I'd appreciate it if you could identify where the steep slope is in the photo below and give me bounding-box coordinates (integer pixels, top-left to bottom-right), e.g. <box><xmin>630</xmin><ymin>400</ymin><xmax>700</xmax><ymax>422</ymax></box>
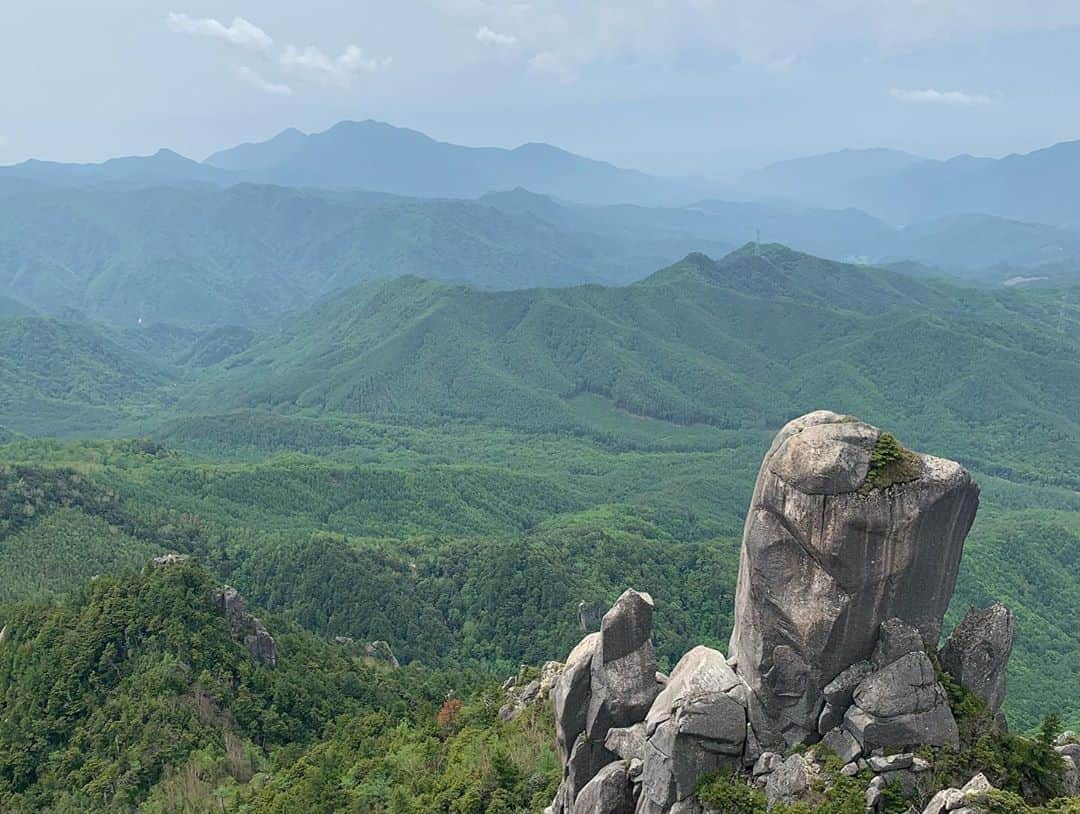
<box><xmin>206</xmin><ymin>119</ymin><xmax>720</xmax><ymax>205</ymax></box>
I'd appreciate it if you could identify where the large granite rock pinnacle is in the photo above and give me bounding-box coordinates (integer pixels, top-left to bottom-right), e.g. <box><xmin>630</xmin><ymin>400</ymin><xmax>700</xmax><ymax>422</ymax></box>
<box><xmin>940</xmin><ymin>603</ymin><xmax>1015</xmax><ymax>718</ymax></box>
<box><xmin>728</xmin><ymin>411</ymin><xmax>979</xmax><ymax>747</ymax></box>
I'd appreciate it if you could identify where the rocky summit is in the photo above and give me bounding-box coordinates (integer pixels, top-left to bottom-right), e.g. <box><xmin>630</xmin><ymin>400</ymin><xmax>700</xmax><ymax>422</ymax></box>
<box><xmin>545</xmin><ymin>410</ymin><xmax>1028</xmax><ymax>814</ymax></box>
<box><xmin>729</xmin><ymin>410</ymin><xmax>979</xmax><ymax>748</ymax></box>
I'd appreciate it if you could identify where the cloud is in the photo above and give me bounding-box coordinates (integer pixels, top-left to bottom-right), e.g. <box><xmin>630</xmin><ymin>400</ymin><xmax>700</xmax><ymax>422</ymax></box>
<box><xmin>528</xmin><ymin>50</ymin><xmax>578</xmax><ymax>82</ymax></box>
<box><xmin>231</xmin><ymin>66</ymin><xmax>292</xmax><ymax>96</ymax></box>
<box><xmin>166</xmin><ymin>12</ymin><xmax>273</xmax><ymax>51</ymax></box>
<box><xmin>280</xmin><ymin>44</ymin><xmax>391</xmax><ymax>85</ymax></box>
<box><xmin>433</xmin><ymin>0</ymin><xmax>1080</xmax><ymax>78</ymax></box>
<box><xmin>889</xmin><ymin>88</ymin><xmax>994</xmax><ymax>106</ymax></box>
<box><xmin>476</xmin><ymin>26</ymin><xmax>518</xmax><ymax>47</ymax></box>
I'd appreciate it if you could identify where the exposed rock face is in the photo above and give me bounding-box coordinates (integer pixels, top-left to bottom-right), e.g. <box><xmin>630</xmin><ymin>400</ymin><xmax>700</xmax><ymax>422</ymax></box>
<box><xmin>364</xmin><ymin>640</ymin><xmax>400</xmax><ymax>668</ymax></box>
<box><xmin>939</xmin><ymin>603</ymin><xmax>1015</xmax><ymax>716</ymax></box>
<box><xmin>588</xmin><ymin>590</ymin><xmax>661</xmax><ymax>739</ymax></box>
<box><xmin>212</xmin><ymin>586</ymin><xmax>277</xmax><ymax>667</ymax></box>
<box><xmin>844</xmin><ymin>651</ymin><xmax>959</xmax><ymax>751</ymax></box>
<box><xmin>551</xmin><ymin>591</ymin><xmax>664</xmax><ymax>813</ymax></box>
<box><xmin>575</xmin><ymin>762</ymin><xmax>636</xmax><ymax>814</ymax></box>
<box><xmin>728</xmin><ymin>411</ymin><xmax>979</xmax><ymax>747</ymax></box>
<box><xmin>638</xmin><ymin>646</ymin><xmax>748</xmax><ymax>811</ymax></box>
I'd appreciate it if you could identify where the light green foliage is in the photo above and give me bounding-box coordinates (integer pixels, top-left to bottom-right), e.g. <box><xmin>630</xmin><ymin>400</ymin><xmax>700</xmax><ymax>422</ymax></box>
<box><xmin>697</xmin><ymin>772</ymin><xmax>767</xmax><ymax>814</ymax></box>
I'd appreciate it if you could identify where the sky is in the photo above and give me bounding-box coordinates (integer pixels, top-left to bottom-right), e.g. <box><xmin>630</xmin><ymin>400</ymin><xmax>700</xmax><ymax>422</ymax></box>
<box><xmin>2</xmin><ymin>1</ymin><xmax>1080</xmax><ymax>177</ymax></box>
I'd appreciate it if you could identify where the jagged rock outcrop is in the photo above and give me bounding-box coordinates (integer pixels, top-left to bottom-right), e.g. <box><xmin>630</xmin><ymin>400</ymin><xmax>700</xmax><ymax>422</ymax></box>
<box><xmin>544</xmin><ymin>411</ymin><xmax>1024</xmax><ymax>814</ymax></box>
<box><xmin>939</xmin><ymin>603</ymin><xmax>1015</xmax><ymax>717</ymax></box>
<box><xmin>550</xmin><ymin>590</ymin><xmax>665</xmax><ymax>812</ymax></box>
<box><xmin>638</xmin><ymin>646</ymin><xmax>749</xmax><ymax>811</ymax></box>
<box><xmin>363</xmin><ymin>640</ymin><xmax>400</xmax><ymax>668</ymax></box>
<box><xmin>212</xmin><ymin>586</ymin><xmax>277</xmax><ymax>667</ymax></box>
<box><xmin>728</xmin><ymin>411</ymin><xmax>979</xmax><ymax>747</ymax></box>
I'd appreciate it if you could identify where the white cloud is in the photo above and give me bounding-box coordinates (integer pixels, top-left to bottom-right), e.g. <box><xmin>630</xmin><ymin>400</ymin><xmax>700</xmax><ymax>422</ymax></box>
<box><xmin>432</xmin><ymin>0</ymin><xmax>1080</xmax><ymax>77</ymax></box>
<box><xmin>280</xmin><ymin>44</ymin><xmax>391</xmax><ymax>85</ymax></box>
<box><xmin>231</xmin><ymin>66</ymin><xmax>293</xmax><ymax>96</ymax></box>
<box><xmin>889</xmin><ymin>88</ymin><xmax>995</xmax><ymax>106</ymax></box>
<box><xmin>166</xmin><ymin>12</ymin><xmax>273</xmax><ymax>51</ymax></box>
<box><xmin>476</xmin><ymin>26</ymin><xmax>518</xmax><ymax>47</ymax></box>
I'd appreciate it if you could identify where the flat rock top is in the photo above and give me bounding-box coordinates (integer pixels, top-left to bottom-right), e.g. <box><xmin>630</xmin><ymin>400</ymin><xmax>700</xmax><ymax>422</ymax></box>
<box><xmin>770</xmin><ymin>419</ymin><xmax>878</xmax><ymax>494</ymax></box>
<box><xmin>766</xmin><ymin>410</ymin><xmax>969</xmax><ymax>496</ymax></box>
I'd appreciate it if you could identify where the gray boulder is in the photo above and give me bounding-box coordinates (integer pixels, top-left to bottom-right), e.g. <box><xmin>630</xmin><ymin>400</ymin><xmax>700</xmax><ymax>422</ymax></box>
<box><xmin>844</xmin><ymin>652</ymin><xmax>959</xmax><ymax>751</ymax></box>
<box><xmin>588</xmin><ymin>590</ymin><xmax>661</xmax><ymax>738</ymax></box>
<box><xmin>765</xmin><ymin>754</ymin><xmax>811</xmax><ymax>806</ymax></box>
<box><xmin>574</xmin><ymin>761</ymin><xmax>636</xmax><ymax>814</ymax></box>
<box><xmin>555</xmin><ymin>633</ymin><xmax>601</xmax><ymax>761</ymax></box>
<box><xmin>939</xmin><ymin>603</ymin><xmax>1015</xmax><ymax>716</ymax></box>
<box><xmin>606</xmin><ymin>723</ymin><xmax>648</xmax><ymax>762</ymax></box>
<box><xmin>638</xmin><ymin>646</ymin><xmax>748</xmax><ymax>810</ymax></box>
<box><xmin>822</xmin><ymin>726</ymin><xmax>862</xmax><ymax>764</ymax></box>
<box><xmin>872</xmin><ymin>618</ymin><xmax>925</xmax><ymax>668</ymax></box>
<box><xmin>822</xmin><ymin>660</ymin><xmax>875</xmax><ymax>707</ymax></box>
<box><xmin>728</xmin><ymin>411</ymin><xmax>979</xmax><ymax>747</ymax></box>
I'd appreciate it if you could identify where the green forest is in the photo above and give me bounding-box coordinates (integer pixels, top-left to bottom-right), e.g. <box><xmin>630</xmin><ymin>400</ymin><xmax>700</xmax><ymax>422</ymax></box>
<box><xmin>0</xmin><ymin>244</ymin><xmax>1077</xmax><ymax>811</ymax></box>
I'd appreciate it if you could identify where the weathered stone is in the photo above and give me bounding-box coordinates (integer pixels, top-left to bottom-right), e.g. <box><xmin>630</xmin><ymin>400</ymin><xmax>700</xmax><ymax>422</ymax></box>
<box><xmin>823</xmin><ymin>661</ymin><xmax>875</xmax><ymax>707</ymax></box>
<box><xmin>588</xmin><ymin>590</ymin><xmax>661</xmax><ymax>739</ymax></box>
<box><xmin>822</xmin><ymin>726</ymin><xmax>862</xmax><ymax>764</ymax></box>
<box><xmin>844</xmin><ymin>703</ymin><xmax>959</xmax><ymax>752</ymax></box>
<box><xmin>744</xmin><ymin>722</ymin><xmax>763</xmax><ymax>767</ymax></box>
<box><xmin>766</xmin><ymin>755</ymin><xmax>811</xmax><ymax>806</ymax></box>
<box><xmin>499</xmin><ymin>679</ymin><xmax>541</xmax><ymax>721</ymax></box>
<box><xmin>854</xmin><ymin>653</ymin><xmax>947</xmax><ymax>717</ymax></box>
<box><xmin>729</xmin><ymin>412</ymin><xmax>979</xmax><ymax>747</ymax></box>
<box><xmin>541</xmin><ymin>660</ymin><xmax>564</xmax><ymax>695</ymax></box>
<box><xmin>566</xmin><ymin>733</ymin><xmax>617</xmax><ymax>807</ymax></box>
<box><xmin>606</xmin><ymin>723</ymin><xmax>648</xmax><ymax>762</ymax></box>
<box><xmin>818</xmin><ymin>702</ymin><xmax>846</xmax><ymax>735</ymax></box>
<box><xmin>959</xmin><ymin>773</ymin><xmax>992</xmax><ymax>797</ymax></box>
<box><xmin>841</xmin><ymin>762</ymin><xmax>859</xmax><ymax>777</ymax></box>
<box><xmin>152</xmin><ymin>552</ymin><xmax>190</xmax><ymax>567</ymax></box>
<box><xmin>574</xmin><ymin>761</ymin><xmax>636</xmax><ymax>814</ymax></box>
<box><xmin>911</xmin><ymin>757</ymin><xmax>931</xmax><ymax>773</ymax></box>
<box><xmin>1060</xmin><ymin>755</ymin><xmax>1078</xmax><ymax>797</ymax></box>
<box><xmin>923</xmin><ymin>788</ymin><xmax>964</xmax><ymax>814</ymax></box>
<box><xmin>628</xmin><ymin>757</ymin><xmax>644</xmax><ymax>779</ymax></box>
<box><xmin>868</xmin><ymin>753</ymin><xmax>914</xmax><ymax>772</ymax></box>
<box><xmin>939</xmin><ymin>603</ymin><xmax>1015</xmax><ymax>716</ymax></box>
<box><xmin>555</xmin><ymin>632</ymin><xmax>601</xmax><ymax>761</ymax></box>
<box><xmin>753</xmin><ymin>752</ymin><xmax>781</xmax><ymax>776</ymax></box>
<box><xmin>364</xmin><ymin>640</ymin><xmax>399</xmax><ymax>668</ymax></box>
<box><xmin>872</xmin><ymin>619</ymin><xmax>925</xmax><ymax>669</ymax></box>
<box><xmin>645</xmin><ymin>646</ymin><xmax>744</xmax><ymax>736</ymax></box>
<box><xmin>211</xmin><ymin>586</ymin><xmax>277</xmax><ymax>667</ymax></box>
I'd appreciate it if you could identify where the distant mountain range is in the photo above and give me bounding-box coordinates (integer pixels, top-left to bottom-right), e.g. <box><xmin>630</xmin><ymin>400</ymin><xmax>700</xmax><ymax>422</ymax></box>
<box><xmin>0</xmin><ymin>120</ymin><xmax>725</xmax><ymax>207</ymax></box>
<box><xmin>741</xmin><ymin>141</ymin><xmax>1080</xmax><ymax>228</ymax></box>
<box><xmin>5</xmin><ymin>119</ymin><xmax>1080</xmax><ymax>228</ymax></box>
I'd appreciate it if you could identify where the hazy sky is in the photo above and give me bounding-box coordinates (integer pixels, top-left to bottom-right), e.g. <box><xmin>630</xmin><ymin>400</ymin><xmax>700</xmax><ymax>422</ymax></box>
<box><xmin>4</xmin><ymin>1</ymin><xmax>1080</xmax><ymax>176</ymax></box>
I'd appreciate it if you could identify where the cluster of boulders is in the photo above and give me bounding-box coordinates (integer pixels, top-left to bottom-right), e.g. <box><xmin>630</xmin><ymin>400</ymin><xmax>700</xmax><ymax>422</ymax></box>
<box><xmin>545</xmin><ymin>411</ymin><xmax>1042</xmax><ymax>814</ymax></box>
<box><xmin>500</xmin><ymin>661</ymin><xmax>564</xmax><ymax>721</ymax></box>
